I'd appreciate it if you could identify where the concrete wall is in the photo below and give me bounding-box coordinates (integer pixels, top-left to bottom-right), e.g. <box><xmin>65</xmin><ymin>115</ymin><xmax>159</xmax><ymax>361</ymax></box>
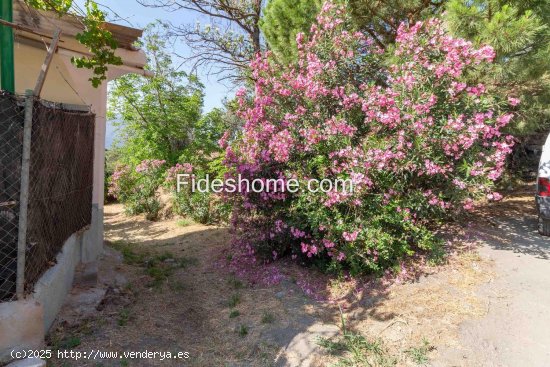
<box><xmin>0</xmin><ymin>216</ymin><xmax>103</xmax><ymax>363</ymax></box>
<box><xmin>0</xmin><ymin>300</ymin><xmax>44</xmax><ymax>362</ymax></box>
<box><xmin>82</xmin><ymin>205</ymin><xmax>104</xmax><ymax>264</ymax></box>
<box><xmin>33</xmin><ymin>232</ymin><xmax>83</xmax><ymax>331</ymax></box>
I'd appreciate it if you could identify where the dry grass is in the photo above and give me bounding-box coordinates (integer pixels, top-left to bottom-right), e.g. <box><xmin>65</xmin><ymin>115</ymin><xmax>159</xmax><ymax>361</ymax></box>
<box><xmin>47</xmin><ymin>202</ymin><xmax>501</xmax><ymax>367</ymax></box>
<box><xmin>313</xmin><ymin>250</ymin><xmax>494</xmax><ymax>367</ymax></box>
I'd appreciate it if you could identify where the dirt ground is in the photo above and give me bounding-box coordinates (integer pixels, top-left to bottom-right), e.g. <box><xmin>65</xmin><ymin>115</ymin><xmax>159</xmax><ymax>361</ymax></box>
<box><xmin>434</xmin><ymin>188</ymin><xmax>550</xmax><ymax>366</ymax></box>
<box><xmin>46</xmin><ymin>187</ymin><xmax>550</xmax><ymax>367</ymax></box>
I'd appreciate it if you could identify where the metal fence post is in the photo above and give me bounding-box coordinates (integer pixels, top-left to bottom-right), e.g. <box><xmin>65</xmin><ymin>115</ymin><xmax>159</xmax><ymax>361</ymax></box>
<box><xmin>16</xmin><ymin>89</ymin><xmax>33</xmax><ymax>299</ymax></box>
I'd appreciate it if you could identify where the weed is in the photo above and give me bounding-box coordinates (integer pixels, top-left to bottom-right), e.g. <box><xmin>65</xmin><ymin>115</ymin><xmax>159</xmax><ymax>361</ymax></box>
<box><xmin>237</xmin><ymin>324</ymin><xmax>248</xmax><ymax>337</ymax></box>
<box><xmin>146</xmin><ymin>264</ymin><xmax>173</xmax><ymax>288</ymax></box>
<box><xmin>110</xmin><ymin>241</ymin><xmax>146</xmax><ymax>265</ymax></box>
<box><xmin>148</xmin><ymin>254</ymin><xmax>197</xmax><ymax>287</ymax></box>
<box><xmin>261</xmin><ymin>312</ymin><xmax>275</xmax><ymax>324</ymax></box>
<box><xmin>178</xmin><ymin>256</ymin><xmax>199</xmax><ymax>269</ymax></box>
<box><xmin>229</xmin><ymin>309</ymin><xmax>240</xmax><ymax>318</ymax></box>
<box><xmin>120</xmin><ymin>359</ymin><xmax>129</xmax><ymax>367</ymax></box>
<box><xmin>427</xmin><ymin>244</ymin><xmax>446</xmax><ymax>266</ymax></box>
<box><xmin>118</xmin><ymin>308</ymin><xmax>130</xmax><ymax>326</ymax></box>
<box><xmin>228</xmin><ymin>294</ymin><xmax>241</xmax><ymax>308</ymax></box>
<box><xmin>227</xmin><ymin>275</ymin><xmax>244</xmax><ymax>289</ymax></box>
<box><xmin>110</xmin><ymin>241</ymin><xmax>197</xmax><ymax>288</ymax></box>
<box><xmin>154</xmin><ymin>252</ymin><xmax>175</xmax><ymax>262</ymax></box>
<box><xmin>177</xmin><ymin>218</ymin><xmax>195</xmax><ymax>227</ymax></box>
<box><xmin>317</xmin><ymin>337</ymin><xmax>347</xmax><ymax>354</ymax></box>
<box><xmin>69</xmin><ymin>320</ymin><xmax>94</xmax><ymax>337</ymax></box>
<box><xmin>406</xmin><ymin>339</ymin><xmax>434</xmax><ymax>365</ymax></box>
<box><xmin>169</xmin><ymin>280</ymin><xmax>185</xmax><ymax>292</ymax></box>
<box><xmin>256</xmin><ymin>342</ymin><xmax>278</xmax><ymax>366</ymax></box>
<box><xmin>58</xmin><ymin>336</ymin><xmax>81</xmax><ymax>349</ymax></box>
<box><xmin>318</xmin><ymin>333</ymin><xmax>396</xmax><ymax>367</ymax></box>
<box><xmin>318</xmin><ymin>308</ymin><xmax>397</xmax><ymax>366</ymax></box>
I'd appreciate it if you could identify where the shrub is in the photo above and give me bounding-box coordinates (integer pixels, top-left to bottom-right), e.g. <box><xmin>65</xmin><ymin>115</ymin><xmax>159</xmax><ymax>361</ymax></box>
<box><xmin>174</xmin><ymin>188</ymin><xmax>212</xmax><ymax>224</ymax></box>
<box><xmin>165</xmin><ymin>163</ymin><xmax>209</xmax><ymax>223</ymax></box>
<box><xmin>165</xmin><ymin>160</ymin><xmax>231</xmax><ymax>224</ymax></box>
<box><xmin>223</xmin><ymin>2</ymin><xmax>516</xmax><ymax>275</ymax></box>
<box><xmin>109</xmin><ymin>159</ymin><xmax>166</xmax><ymax>220</ymax></box>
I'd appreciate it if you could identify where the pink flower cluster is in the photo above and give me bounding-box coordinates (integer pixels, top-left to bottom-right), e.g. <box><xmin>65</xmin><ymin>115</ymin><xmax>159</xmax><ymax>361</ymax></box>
<box><xmin>165</xmin><ymin>163</ymin><xmax>193</xmax><ymax>183</ymax></box>
<box><xmin>108</xmin><ymin>164</ymin><xmax>131</xmax><ymax>198</ymax></box>
<box><xmin>224</xmin><ymin>1</ymin><xmax>516</xmax><ymax>274</ymax></box>
<box><xmin>135</xmin><ymin>159</ymin><xmax>166</xmax><ymax>173</ymax></box>
<box><xmin>269</xmin><ymin>129</ymin><xmax>294</xmax><ymax>162</ymax></box>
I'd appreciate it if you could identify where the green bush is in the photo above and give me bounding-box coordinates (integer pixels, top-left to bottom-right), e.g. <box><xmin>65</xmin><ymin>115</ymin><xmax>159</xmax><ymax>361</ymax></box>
<box><xmin>166</xmin><ymin>157</ymin><xmax>231</xmax><ymax>224</ymax></box>
<box><xmin>109</xmin><ymin>159</ymin><xmax>166</xmax><ymax>221</ymax></box>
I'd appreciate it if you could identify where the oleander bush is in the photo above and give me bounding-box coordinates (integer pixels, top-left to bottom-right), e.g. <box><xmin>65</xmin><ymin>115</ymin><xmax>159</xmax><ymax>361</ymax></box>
<box><xmin>109</xmin><ymin>159</ymin><xmax>166</xmax><ymax>220</ymax></box>
<box><xmin>223</xmin><ymin>1</ymin><xmax>516</xmax><ymax>275</ymax></box>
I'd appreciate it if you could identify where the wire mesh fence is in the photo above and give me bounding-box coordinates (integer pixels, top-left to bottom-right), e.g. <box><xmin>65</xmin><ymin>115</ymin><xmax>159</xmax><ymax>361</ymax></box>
<box><xmin>25</xmin><ymin>100</ymin><xmax>95</xmax><ymax>291</ymax></box>
<box><xmin>0</xmin><ymin>92</ymin><xmax>24</xmax><ymax>302</ymax></box>
<box><xmin>0</xmin><ymin>92</ymin><xmax>95</xmax><ymax>302</ymax></box>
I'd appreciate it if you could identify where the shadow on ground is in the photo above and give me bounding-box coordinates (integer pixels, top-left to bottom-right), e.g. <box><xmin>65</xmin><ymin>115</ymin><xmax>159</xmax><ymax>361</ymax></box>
<box><xmin>47</xmin><ymin>193</ymin><xmax>543</xmax><ymax>366</ymax></box>
<box><xmin>472</xmin><ymin>187</ymin><xmax>550</xmax><ymax>260</ymax></box>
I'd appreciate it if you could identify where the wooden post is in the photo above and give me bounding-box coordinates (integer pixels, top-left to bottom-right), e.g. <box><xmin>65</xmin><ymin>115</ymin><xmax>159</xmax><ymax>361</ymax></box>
<box><xmin>16</xmin><ymin>89</ymin><xmax>33</xmax><ymax>299</ymax></box>
<box><xmin>34</xmin><ymin>28</ymin><xmax>62</xmax><ymax>97</ymax></box>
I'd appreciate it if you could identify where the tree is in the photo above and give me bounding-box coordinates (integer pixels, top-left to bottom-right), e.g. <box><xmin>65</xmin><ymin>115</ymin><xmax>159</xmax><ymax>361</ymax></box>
<box><xmin>184</xmin><ymin>108</ymin><xmax>228</xmax><ymax>161</ymax></box>
<box><xmin>259</xmin><ymin>0</ymin><xmax>443</xmax><ymax>64</ymax></box>
<box><xmin>108</xmin><ymin>23</ymin><xmax>204</xmax><ymax>165</ymax></box>
<box><xmin>138</xmin><ymin>0</ymin><xmax>265</xmax><ymax>82</ymax></box>
<box><xmin>24</xmin><ymin>0</ymin><xmax>122</xmax><ymax>87</ymax></box>
<box><xmin>107</xmin><ymin>24</ymin><xmax>232</xmax><ymax>221</ymax></box>
<box><xmin>260</xmin><ymin>0</ymin><xmax>322</xmax><ymax>64</ymax></box>
<box><xmin>348</xmin><ymin>0</ymin><xmax>444</xmax><ymax>48</ymax></box>
<box><xmin>445</xmin><ymin>0</ymin><xmax>550</xmax><ymax>137</ymax></box>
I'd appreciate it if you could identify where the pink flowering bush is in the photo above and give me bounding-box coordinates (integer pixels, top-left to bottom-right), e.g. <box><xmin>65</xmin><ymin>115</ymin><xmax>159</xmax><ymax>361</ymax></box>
<box><xmin>165</xmin><ymin>163</ymin><xmax>194</xmax><ymax>184</ymax></box>
<box><xmin>109</xmin><ymin>159</ymin><xmax>166</xmax><ymax>220</ymax></box>
<box><xmin>224</xmin><ymin>2</ymin><xmax>515</xmax><ymax>275</ymax></box>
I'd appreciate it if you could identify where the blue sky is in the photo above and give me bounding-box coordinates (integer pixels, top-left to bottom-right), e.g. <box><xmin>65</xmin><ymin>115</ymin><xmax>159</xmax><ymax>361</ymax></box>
<box><xmin>96</xmin><ymin>0</ymin><xmax>231</xmax><ymax>112</ymax></box>
<box><xmin>77</xmin><ymin>0</ymin><xmax>234</xmax><ymax>147</ymax></box>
